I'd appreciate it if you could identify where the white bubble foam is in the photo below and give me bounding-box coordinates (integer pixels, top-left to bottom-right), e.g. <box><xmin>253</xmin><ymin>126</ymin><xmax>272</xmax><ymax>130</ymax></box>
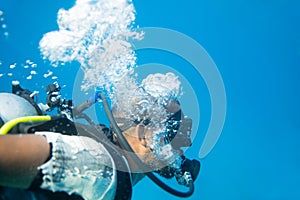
<box><xmin>39</xmin><ymin>0</ymin><xmax>143</xmax><ymax>92</ymax></box>
<box><xmin>142</xmin><ymin>72</ymin><xmax>182</xmax><ymax>102</ymax></box>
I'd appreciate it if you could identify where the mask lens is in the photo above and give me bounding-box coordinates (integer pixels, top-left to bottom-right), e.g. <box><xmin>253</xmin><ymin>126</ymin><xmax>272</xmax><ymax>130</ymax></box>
<box><xmin>164</xmin><ymin>110</ymin><xmax>181</xmax><ymax>144</ymax></box>
<box><xmin>163</xmin><ymin>110</ymin><xmax>192</xmax><ymax>149</ymax></box>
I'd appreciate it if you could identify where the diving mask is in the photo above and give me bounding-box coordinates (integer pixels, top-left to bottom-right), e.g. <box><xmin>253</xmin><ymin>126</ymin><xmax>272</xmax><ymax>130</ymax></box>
<box><xmin>162</xmin><ymin>109</ymin><xmax>192</xmax><ymax>150</ymax></box>
<box><xmin>115</xmin><ymin>107</ymin><xmax>192</xmax><ymax>154</ymax></box>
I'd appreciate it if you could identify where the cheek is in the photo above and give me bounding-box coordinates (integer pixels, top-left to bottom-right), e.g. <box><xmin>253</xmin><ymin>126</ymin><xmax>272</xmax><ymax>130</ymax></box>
<box><xmin>141</xmin><ymin>150</ymin><xmax>169</xmax><ymax>170</ymax></box>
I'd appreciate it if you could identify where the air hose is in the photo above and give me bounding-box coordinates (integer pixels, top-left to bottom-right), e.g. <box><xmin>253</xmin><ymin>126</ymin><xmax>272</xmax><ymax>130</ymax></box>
<box><xmin>100</xmin><ymin>93</ymin><xmax>195</xmax><ymax>198</ymax></box>
<box><xmin>0</xmin><ymin>116</ymin><xmax>51</xmax><ymax>135</ymax></box>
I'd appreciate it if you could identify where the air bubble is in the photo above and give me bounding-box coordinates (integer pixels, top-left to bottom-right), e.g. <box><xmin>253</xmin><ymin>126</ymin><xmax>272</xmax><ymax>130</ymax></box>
<box><xmin>43</xmin><ymin>70</ymin><xmax>53</xmax><ymax>78</ymax></box>
<box><xmin>30</xmin><ymin>70</ymin><xmax>37</xmax><ymax>75</ymax></box>
<box><xmin>9</xmin><ymin>63</ymin><xmax>16</xmax><ymax>69</ymax></box>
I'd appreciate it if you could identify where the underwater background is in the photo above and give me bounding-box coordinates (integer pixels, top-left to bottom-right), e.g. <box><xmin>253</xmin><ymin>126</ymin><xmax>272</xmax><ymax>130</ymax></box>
<box><xmin>0</xmin><ymin>0</ymin><xmax>300</xmax><ymax>200</ymax></box>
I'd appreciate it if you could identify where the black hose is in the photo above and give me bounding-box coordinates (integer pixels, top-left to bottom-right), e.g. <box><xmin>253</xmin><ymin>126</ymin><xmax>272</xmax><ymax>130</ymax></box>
<box><xmin>146</xmin><ymin>173</ymin><xmax>194</xmax><ymax>197</ymax></box>
<box><xmin>100</xmin><ymin>93</ymin><xmax>194</xmax><ymax>198</ymax></box>
<box><xmin>100</xmin><ymin>93</ymin><xmax>135</xmax><ymax>153</ymax></box>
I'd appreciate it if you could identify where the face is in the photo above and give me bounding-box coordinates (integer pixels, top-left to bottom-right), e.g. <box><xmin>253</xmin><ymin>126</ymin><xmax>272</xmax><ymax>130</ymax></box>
<box><xmin>115</xmin><ymin>98</ymin><xmax>186</xmax><ymax>171</ymax></box>
<box><xmin>124</xmin><ymin>124</ymin><xmax>181</xmax><ymax>171</ymax></box>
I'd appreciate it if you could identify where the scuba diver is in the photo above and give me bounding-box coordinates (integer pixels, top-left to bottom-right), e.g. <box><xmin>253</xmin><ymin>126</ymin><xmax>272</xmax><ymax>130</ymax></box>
<box><xmin>0</xmin><ymin>81</ymin><xmax>200</xmax><ymax>200</ymax></box>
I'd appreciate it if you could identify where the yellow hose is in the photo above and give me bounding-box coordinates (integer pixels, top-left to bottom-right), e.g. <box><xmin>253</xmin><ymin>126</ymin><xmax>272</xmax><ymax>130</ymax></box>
<box><xmin>0</xmin><ymin>116</ymin><xmax>51</xmax><ymax>135</ymax></box>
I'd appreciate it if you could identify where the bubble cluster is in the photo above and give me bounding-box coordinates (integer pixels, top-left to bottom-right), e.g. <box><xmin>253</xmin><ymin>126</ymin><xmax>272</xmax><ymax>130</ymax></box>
<box><xmin>0</xmin><ymin>59</ymin><xmax>57</xmax><ymax>81</ymax></box>
<box><xmin>0</xmin><ymin>10</ymin><xmax>8</xmax><ymax>38</ymax></box>
<box><xmin>142</xmin><ymin>72</ymin><xmax>182</xmax><ymax>105</ymax></box>
<box><xmin>39</xmin><ymin>0</ymin><xmax>143</xmax><ymax>92</ymax></box>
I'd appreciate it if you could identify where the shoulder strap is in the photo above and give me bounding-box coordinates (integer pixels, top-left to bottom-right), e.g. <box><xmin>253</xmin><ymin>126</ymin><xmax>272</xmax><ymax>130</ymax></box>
<box><xmin>74</xmin><ymin>123</ymin><xmax>133</xmax><ymax>200</ymax></box>
<box><xmin>12</xmin><ymin>115</ymin><xmax>78</xmax><ymax>135</ymax></box>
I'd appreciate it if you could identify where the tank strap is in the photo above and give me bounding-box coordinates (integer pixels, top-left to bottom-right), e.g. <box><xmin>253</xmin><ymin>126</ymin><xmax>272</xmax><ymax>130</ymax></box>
<box><xmin>74</xmin><ymin>123</ymin><xmax>133</xmax><ymax>200</ymax></box>
<box><xmin>11</xmin><ymin>115</ymin><xmax>78</xmax><ymax>135</ymax></box>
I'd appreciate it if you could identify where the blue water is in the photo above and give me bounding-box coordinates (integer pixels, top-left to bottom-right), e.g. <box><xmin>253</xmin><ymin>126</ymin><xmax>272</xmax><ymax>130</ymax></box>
<box><xmin>1</xmin><ymin>0</ymin><xmax>300</xmax><ymax>200</ymax></box>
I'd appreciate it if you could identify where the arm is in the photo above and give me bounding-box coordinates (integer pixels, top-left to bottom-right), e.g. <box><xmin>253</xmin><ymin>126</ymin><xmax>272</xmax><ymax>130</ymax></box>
<box><xmin>0</xmin><ymin>134</ymin><xmax>50</xmax><ymax>189</ymax></box>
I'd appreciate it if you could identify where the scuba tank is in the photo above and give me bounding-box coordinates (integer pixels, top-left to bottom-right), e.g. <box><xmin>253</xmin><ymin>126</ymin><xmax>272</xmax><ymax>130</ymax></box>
<box><xmin>0</xmin><ymin>92</ymin><xmax>39</xmax><ymax>127</ymax></box>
